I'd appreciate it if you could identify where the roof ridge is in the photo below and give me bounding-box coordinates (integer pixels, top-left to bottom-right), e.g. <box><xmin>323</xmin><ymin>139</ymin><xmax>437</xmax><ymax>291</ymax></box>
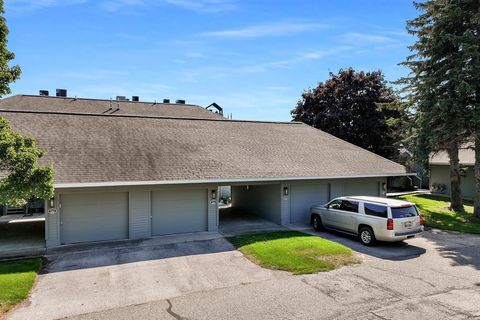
<box><xmin>0</xmin><ymin>108</ymin><xmax>304</xmax><ymax>125</ymax></box>
<box><xmin>12</xmin><ymin>94</ymin><xmax>203</xmax><ymax>108</ymax></box>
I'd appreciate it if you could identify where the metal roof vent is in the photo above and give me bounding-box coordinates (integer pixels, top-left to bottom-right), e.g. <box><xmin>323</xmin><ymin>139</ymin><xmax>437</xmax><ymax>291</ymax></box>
<box><xmin>163</xmin><ymin>99</ymin><xmax>170</xmax><ymax>104</ymax></box>
<box><xmin>39</xmin><ymin>90</ymin><xmax>49</xmax><ymax>96</ymax></box>
<box><xmin>56</xmin><ymin>89</ymin><xmax>67</xmax><ymax>97</ymax></box>
<box><xmin>116</xmin><ymin>96</ymin><xmax>129</xmax><ymax>101</ymax></box>
<box><xmin>132</xmin><ymin>96</ymin><xmax>139</xmax><ymax>102</ymax></box>
<box><xmin>175</xmin><ymin>99</ymin><xmax>186</xmax><ymax>104</ymax></box>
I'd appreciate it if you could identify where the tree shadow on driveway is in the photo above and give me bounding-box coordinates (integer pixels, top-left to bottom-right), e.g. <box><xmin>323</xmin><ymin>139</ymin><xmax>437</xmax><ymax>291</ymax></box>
<box><xmin>292</xmin><ymin>226</ymin><xmax>427</xmax><ymax>261</ymax></box>
<box><xmin>420</xmin><ymin>228</ymin><xmax>480</xmax><ymax>270</ymax></box>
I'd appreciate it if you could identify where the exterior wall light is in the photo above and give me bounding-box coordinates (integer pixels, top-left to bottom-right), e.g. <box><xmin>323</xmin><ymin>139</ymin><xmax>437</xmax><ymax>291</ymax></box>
<box><xmin>382</xmin><ymin>182</ymin><xmax>387</xmax><ymax>192</ymax></box>
<box><xmin>49</xmin><ymin>197</ymin><xmax>55</xmax><ymax>208</ymax></box>
<box><xmin>246</xmin><ymin>185</ymin><xmax>250</xmax><ymax>191</ymax></box>
<box><xmin>211</xmin><ymin>189</ymin><xmax>217</xmax><ymax>200</ymax></box>
<box><xmin>283</xmin><ymin>186</ymin><xmax>289</xmax><ymax>196</ymax></box>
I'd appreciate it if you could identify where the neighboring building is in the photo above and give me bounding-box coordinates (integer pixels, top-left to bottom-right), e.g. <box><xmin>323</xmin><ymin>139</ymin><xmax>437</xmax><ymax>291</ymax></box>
<box><xmin>388</xmin><ymin>147</ymin><xmax>428</xmax><ymax>191</ymax></box>
<box><xmin>429</xmin><ymin>145</ymin><xmax>475</xmax><ymax>199</ymax></box>
<box><xmin>0</xmin><ymin>92</ymin><xmax>410</xmax><ymax>248</ymax></box>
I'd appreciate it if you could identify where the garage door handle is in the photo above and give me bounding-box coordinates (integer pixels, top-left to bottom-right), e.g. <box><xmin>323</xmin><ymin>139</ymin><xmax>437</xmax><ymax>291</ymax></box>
<box><xmin>60</xmin><ymin>221</ymin><xmax>63</xmax><ymax>225</ymax></box>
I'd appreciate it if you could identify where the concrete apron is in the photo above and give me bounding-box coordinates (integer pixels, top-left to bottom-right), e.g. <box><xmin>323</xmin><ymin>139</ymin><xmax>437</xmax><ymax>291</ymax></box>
<box><xmin>45</xmin><ymin>231</ymin><xmax>224</xmax><ymax>257</ymax></box>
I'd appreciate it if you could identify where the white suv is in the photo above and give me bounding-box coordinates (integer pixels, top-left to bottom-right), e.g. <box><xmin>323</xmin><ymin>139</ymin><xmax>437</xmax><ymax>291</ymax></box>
<box><xmin>310</xmin><ymin>196</ymin><xmax>424</xmax><ymax>246</ymax></box>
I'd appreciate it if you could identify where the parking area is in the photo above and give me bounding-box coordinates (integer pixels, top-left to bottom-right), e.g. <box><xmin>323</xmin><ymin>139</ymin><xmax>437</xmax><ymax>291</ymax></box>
<box><xmin>0</xmin><ymin>215</ymin><xmax>46</xmax><ymax>259</ymax></box>
<box><xmin>6</xmin><ymin>228</ymin><xmax>480</xmax><ymax>320</ymax></box>
<box><xmin>218</xmin><ymin>207</ymin><xmax>286</xmax><ymax>236</ymax></box>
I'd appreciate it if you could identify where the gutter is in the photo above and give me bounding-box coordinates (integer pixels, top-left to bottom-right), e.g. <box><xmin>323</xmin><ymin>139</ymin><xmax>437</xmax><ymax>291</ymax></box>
<box><xmin>54</xmin><ymin>173</ymin><xmax>416</xmax><ymax>189</ymax></box>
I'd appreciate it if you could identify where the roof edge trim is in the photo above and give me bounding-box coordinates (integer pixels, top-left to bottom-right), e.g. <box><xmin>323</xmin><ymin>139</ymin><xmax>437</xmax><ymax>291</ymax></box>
<box><xmin>54</xmin><ymin>173</ymin><xmax>415</xmax><ymax>189</ymax></box>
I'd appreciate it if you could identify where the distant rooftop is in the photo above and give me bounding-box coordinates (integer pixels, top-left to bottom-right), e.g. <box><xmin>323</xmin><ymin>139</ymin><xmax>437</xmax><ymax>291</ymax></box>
<box><xmin>430</xmin><ymin>144</ymin><xmax>474</xmax><ymax>166</ymax></box>
<box><xmin>0</xmin><ymin>94</ymin><xmax>225</xmax><ymax>120</ymax></box>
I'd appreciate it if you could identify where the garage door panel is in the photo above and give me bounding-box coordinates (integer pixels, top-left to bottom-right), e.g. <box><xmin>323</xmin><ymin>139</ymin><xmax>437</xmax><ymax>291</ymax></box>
<box><xmin>60</xmin><ymin>192</ymin><xmax>129</xmax><ymax>245</ymax></box>
<box><xmin>151</xmin><ymin>189</ymin><xmax>207</xmax><ymax>236</ymax></box>
<box><xmin>344</xmin><ymin>181</ymin><xmax>379</xmax><ymax>196</ymax></box>
<box><xmin>290</xmin><ymin>184</ymin><xmax>328</xmax><ymax>224</ymax></box>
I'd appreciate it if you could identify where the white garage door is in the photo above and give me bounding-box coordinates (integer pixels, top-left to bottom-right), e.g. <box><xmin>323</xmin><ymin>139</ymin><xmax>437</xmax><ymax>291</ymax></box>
<box><xmin>151</xmin><ymin>189</ymin><xmax>207</xmax><ymax>236</ymax></box>
<box><xmin>60</xmin><ymin>192</ymin><xmax>129</xmax><ymax>245</ymax></box>
<box><xmin>290</xmin><ymin>183</ymin><xmax>329</xmax><ymax>224</ymax></box>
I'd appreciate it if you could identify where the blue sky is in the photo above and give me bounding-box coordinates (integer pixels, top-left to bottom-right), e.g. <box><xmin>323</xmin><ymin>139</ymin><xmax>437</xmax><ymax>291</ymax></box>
<box><xmin>5</xmin><ymin>0</ymin><xmax>417</xmax><ymax>121</ymax></box>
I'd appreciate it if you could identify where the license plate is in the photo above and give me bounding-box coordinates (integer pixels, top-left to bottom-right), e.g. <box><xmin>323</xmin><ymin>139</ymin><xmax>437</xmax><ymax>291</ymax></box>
<box><xmin>403</xmin><ymin>221</ymin><xmax>413</xmax><ymax>228</ymax></box>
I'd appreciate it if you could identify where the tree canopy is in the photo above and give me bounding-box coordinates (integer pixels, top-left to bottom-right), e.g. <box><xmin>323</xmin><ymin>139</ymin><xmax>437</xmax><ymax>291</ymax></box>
<box><xmin>291</xmin><ymin>68</ymin><xmax>405</xmax><ymax>160</ymax></box>
<box><xmin>0</xmin><ymin>0</ymin><xmax>53</xmax><ymax>206</ymax></box>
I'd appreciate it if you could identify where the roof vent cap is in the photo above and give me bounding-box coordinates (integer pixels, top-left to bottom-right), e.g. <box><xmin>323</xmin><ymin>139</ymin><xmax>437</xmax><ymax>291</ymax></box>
<box><xmin>163</xmin><ymin>99</ymin><xmax>170</xmax><ymax>104</ymax></box>
<box><xmin>56</xmin><ymin>89</ymin><xmax>67</xmax><ymax>97</ymax></box>
<box><xmin>132</xmin><ymin>96</ymin><xmax>139</xmax><ymax>102</ymax></box>
<box><xmin>39</xmin><ymin>90</ymin><xmax>49</xmax><ymax>96</ymax></box>
<box><xmin>116</xmin><ymin>96</ymin><xmax>129</xmax><ymax>101</ymax></box>
<box><xmin>175</xmin><ymin>99</ymin><xmax>186</xmax><ymax>104</ymax></box>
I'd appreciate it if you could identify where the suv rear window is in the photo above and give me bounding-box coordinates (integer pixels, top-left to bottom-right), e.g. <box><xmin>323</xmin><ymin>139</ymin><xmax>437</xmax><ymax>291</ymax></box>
<box><xmin>391</xmin><ymin>206</ymin><xmax>418</xmax><ymax>219</ymax></box>
<box><xmin>364</xmin><ymin>203</ymin><xmax>388</xmax><ymax>218</ymax></box>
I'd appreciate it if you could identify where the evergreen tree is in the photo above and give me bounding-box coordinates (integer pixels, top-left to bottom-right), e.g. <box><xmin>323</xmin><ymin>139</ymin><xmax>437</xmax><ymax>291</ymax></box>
<box><xmin>399</xmin><ymin>0</ymin><xmax>477</xmax><ymax>211</ymax></box>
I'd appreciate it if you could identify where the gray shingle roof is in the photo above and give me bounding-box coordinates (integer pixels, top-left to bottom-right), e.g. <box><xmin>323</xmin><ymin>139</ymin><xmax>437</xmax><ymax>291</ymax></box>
<box><xmin>0</xmin><ymin>109</ymin><xmax>407</xmax><ymax>185</ymax></box>
<box><xmin>0</xmin><ymin>95</ymin><xmax>224</xmax><ymax>120</ymax></box>
<box><xmin>430</xmin><ymin>145</ymin><xmax>475</xmax><ymax>166</ymax></box>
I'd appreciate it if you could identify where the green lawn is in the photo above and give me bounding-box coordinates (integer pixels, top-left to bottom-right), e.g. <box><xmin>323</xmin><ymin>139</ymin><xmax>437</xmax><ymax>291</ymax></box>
<box><xmin>399</xmin><ymin>194</ymin><xmax>480</xmax><ymax>234</ymax></box>
<box><xmin>227</xmin><ymin>231</ymin><xmax>359</xmax><ymax>275</ymax></box>
<box><xmin>0</xmin><ymin>258</ymin><xmax>42</xmax><ymax>315</ymax></box>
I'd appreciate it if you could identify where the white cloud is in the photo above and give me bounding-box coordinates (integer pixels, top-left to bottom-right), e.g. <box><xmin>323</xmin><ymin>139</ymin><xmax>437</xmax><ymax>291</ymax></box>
<box><xmin>7</xmin><ymin>0</ymin><xmax>236</xmax><ymax>14</ymax></box>
<box><xmin>342</xmin><ymin>32</ymin><xmax>398</xmax><ymax>45</ymax></box>
<box><xmin>240</xmin><ymin>47</ymin><xmax>350</xmax><ymax>73</ymax></box>
<box><xmin>164</xmin><ymin>0</ymin><xmax>237</xmax><ymax>13</ymax></box>
<box><xmin>6</xmin><ymin>0</ymin><xmax>87</xmax><ymax>12</ymax></box>
<box><xmin>100</xmin><ymin>0</ymin><xmax>144</xmax><ymax>12</ymax></box>
<box><xmin>199</xmin><ymin>21</ymin><xmax>329</xmax><ymax>38</ymax></box>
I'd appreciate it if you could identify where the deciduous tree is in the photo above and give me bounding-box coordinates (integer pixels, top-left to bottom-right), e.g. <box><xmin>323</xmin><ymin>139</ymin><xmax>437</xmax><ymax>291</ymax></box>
<box><xmin>291</xmin><ymin>68</ymin><xmax>405</xmax><ymax>161</ymax></box>
<box><xmin>0</xmin><ymin>0</ymin><xmax>53</xmax><ymax>206</ymax></box>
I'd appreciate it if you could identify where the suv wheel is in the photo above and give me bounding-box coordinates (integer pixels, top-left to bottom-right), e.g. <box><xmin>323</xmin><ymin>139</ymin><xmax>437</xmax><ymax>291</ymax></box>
<box><xmin>312</xmin><ymin>215</ymin><xmax>323</xmax><ymax>231</ymax></box>
<box><xmin>359</xmin><ymin>227</ymin><xmax>376</xmax><ymax>246</ymax></box>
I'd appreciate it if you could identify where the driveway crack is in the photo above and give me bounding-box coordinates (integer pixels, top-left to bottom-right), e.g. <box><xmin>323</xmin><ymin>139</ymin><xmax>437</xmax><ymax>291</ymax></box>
<box><xmin>301</xmin><ymin>278</ymin><xmax>337</xmax><ymax>300</ymax></box>
<box><xmin>166</xmin><ymin>299</ymin><xmax>187</xmax><ymax>320</ymax></box>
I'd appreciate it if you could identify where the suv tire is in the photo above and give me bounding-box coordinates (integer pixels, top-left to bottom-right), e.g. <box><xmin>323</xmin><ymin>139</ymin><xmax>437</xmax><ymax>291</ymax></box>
<box><xmin>312</xmin><ymin>215</ymin><xmax>323</xmax><ymax>231</ymax></box>
<box><xmin>359</xmin><ymin>226</ymin><xmax>376</xmax><ymax>246</ymax></box>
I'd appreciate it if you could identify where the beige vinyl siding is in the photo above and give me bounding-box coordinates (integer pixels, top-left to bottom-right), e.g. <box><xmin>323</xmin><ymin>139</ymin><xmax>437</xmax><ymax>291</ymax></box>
<box><xmin>430</xmin><ymin>164</ymin><xmax>475</xmax><ymax>199</ymax></box>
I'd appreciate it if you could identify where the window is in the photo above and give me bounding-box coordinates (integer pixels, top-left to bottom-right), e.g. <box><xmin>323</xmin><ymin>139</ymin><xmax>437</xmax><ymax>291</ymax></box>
<box><xmin>340</xmin><ymin>200</ymin><xmax>359</xmax><ymax>213</ymax></box>
<box><xmin>328</xmin><ymin>199</ymin><xmax>342</xmax><ymax>210</ymax></box>
<box><xmin>391</xmin><ymin>206</ymin><xmax>418</xmax><ymax>219</ymax></box>
<box><xmin>364</xmin><ymin>203</ymin><xmax>388</xmax><ymax>218</ymax></box>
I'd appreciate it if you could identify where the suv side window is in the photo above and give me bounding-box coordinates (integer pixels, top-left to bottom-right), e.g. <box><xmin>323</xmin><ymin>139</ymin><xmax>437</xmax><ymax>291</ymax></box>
<box><xmin>328</xmin><ymin>199</ymin><xmax>342</xmax><ymax>210</ymax></box>
<box><xmin>340</xmin><ymin>200</ymin><xmax>359</xmax><ymax>213</ymax></box>
<box><xmin>364</xmin><ymin>203</ymin><xmax>388</xmax><ymax>218</ymax></box>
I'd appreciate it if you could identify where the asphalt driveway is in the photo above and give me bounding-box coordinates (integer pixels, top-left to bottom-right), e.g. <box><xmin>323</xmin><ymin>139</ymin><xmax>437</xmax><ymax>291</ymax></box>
<box><xmin>6</xmin><ymin>229</ymin><xmax>480</xmax><ymax>320</ymax></box>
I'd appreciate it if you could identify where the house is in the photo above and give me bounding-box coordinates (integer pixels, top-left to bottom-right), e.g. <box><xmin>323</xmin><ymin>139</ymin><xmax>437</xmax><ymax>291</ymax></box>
<box><xmin>0</xmin><ymin>92</ymin><xmax>410</xmax><ymax>248</ymax></box>
<box><xmin>429</xmin><ymin>145</ymin><xmax>475</xmax><ymax>199</ymax></box>
<box><xmin>388</xmin><ymin>147</ymin><xmax>428</xmax><ymax>191</ymax></box>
